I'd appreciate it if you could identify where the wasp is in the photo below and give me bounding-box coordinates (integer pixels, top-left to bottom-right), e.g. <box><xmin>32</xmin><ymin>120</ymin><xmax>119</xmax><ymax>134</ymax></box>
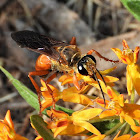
<box><xmin>11</xmin><ymin>30</ymin><xmax>118</xmax><ymax>111</ymax></box>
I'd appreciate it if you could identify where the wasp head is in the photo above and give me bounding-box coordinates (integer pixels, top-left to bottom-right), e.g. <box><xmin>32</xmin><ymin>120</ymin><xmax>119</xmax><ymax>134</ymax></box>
<box><xmin>77</xmin><ymin>54</ymin><xmax>106</xmax><ymax>105</ymax></box>
<box><xmin>77</xmin><ymin>55</ymin><xmax>97</xmax><ymax>79</ymax></box>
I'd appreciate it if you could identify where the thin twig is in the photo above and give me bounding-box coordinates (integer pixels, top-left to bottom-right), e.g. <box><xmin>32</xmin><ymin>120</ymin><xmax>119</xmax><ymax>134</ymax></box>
<box><xmin>0</xmin><ymin>92</ymin><xmax>18</xmax><ymax>103</ymax></box>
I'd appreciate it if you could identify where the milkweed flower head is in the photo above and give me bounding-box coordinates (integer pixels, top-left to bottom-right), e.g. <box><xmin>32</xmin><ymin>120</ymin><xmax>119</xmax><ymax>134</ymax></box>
<box><xmin>40</xmin><ymin>79</ymin><xmax>93</xmax><ymax>112</ymax></box>
<box><xmin>20</xmin><ymin>40</ymin><xmax>140</xmax><ymax>139</ymax></box>
<box><xmin>0</xmin><ymin>110</ymin><xmax>28</xmax><ymax>140</ymax></box>
<box><xmin>96</xmin><ymin>86</ymin><xmax>140</xmax><ymax>133</ymax></box>
<box><xmin>112</xmin><ymin>40</ymin><xmax>140</xmax><ymax>96</ymax></box>
<box><xmin>46</xmin><ymin>108</ymin><xmax>102</xmax><ymax>137</ymax></box>
<box><xmin>3</xmin><ymin>39</ymin><xmax>140</xmax><ymax>140</ymax></box>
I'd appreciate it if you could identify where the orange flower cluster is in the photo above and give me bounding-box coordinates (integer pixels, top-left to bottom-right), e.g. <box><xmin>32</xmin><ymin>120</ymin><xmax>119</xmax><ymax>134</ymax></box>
<box><xmin>40</xmin><ymin>79</ymin><xmax>93</xmax><ymax>112</ymax></box>
<box><xmin>2</xmin><ymin>40</ymin><xmax>140</xmax><ymax>140</ymax></box>
<box><xmin>112</xmin><ymin>40</ymin><xmax>140</xmax><ymax>96</ymax></box>
<box><xmin>0</xmin><ymin>110</ymin><xmax>28</xmax><ymax>140</ymax></box>
<box><xmin>31</xmin><ymin>40</ymin><xmax>140</xmax><ymax>140</ymax></box>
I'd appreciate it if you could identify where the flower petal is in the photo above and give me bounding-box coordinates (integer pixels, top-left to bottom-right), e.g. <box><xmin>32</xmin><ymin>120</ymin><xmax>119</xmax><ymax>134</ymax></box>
<box><xmin>111</xmin><ymin>48</ymin><xmax>123</xmax><ymax>60</ymax></box>
<box><xmin>124</xmin><ymin>114</ymin><xmax>135</xmax><ymax>126</ymax></box>
<box><xmin>40</xmin><ymin>79</ymin><xmax>47</xmax><ymax>88</ymax></box>
<box><xmin>122</xmin><ymin>103</ymin><xmax>140</xmax><ymax>119</ymax></box>
<box><xmin>54</xmin><ymin>125</ymin><xmax>67</xmax><ymax>137</ymax></box>
<box><xmin>118</xmin><ymin>94</ymin><xmax>124</xmax><ymax>107</ymax></box>
<box><xmin>62</xmin><ymin>92</ymin><xmax>93</xmax><ymax>105</ymax></box>
<box><xmin>59</xmin><ymin>124</ymin><xmax>85</xmax><ymax>135</ymax></box>
<box><xmin>131</xmin><ymin>125</ymin><xmax>140</xmax><ymax>133</ymax></box>
<box><xmin>112</xmin><ymin>48</ymin><xmax>130</xmax><ymax>64</ymax></box>
<box><xmin>59</xmin><ymin>75</ymin><xmax>69</xmax><ymax>82</ymax></box>
<box><xmin>103</xmin><ymin>76</ymin><xmax>119</xmax><ymax>83</ymax></box>
<box><xmin>72</xmin><ymin>108</ymin><xmax>102</xmax><ymax>121</ymax></box>
<box><xmin>56</xmin><ymin>119</ymin><xmax>69</xmax><ymax>127</ymax></box>
<box><xmin>114</xmin><ymin>134</ymin><xmax>131</xmax><ymax>140</ymax></box>
<box><xmin>126</xmin><ymin>70</ymin><xmax>134</xmax><ymax>95</ymax></box>
<box><xmin>51</xmin><ymin>109</ymin><xmax>69</xmax><ymax>118</ymax></box>
<box><xmin>100</xmin><ymin>66</ymin><xmax>117</xmax><ymax>75</ymax></box>
<box><xmin>74</xmin><ymin>120</ymin><xmax>101</xmax><ymax>135</ymax></box>
<box><xmin>41</xmin><ymin>100</ymin><xmax>53</xmax><ymax>112</ymax></box>
<box><xmin>95</xmin><ymin>98</ymin><xmax>109</xmax><ymax>108</ymax></box>
<box><xmin>130</xmin><ymin>132</ymin><xmax>140</xmax><ymax>140</ymax></box>
<box><xmin>106</xmin><ymin>86</ymin><xmax>119</xmax><ymax>101</ymax></box>
<box><xmin>61</xmin><ymin>77</ymin><xmax>73</xmax><ymax>85</ymax></box>
<box><xmin>4</xmin><ymin>110</ymin><xmax>14</xmax><ymax>130</ymax></box>
<box><xmin>122</xmin><ymin>40</ymin><xmax>130</xmax><ymax>49</ymax></box>
<box><xmin>133</xmin><ymin>46</ymin><xmax>140</xmax><ymax>63</ymax></box>
<box><xmin>127</xmin><ymin>64</ymin><xmax>140</xmax><ymax>95</ymax></box>
<box><xmin>100</xmin><ymin>110</ymin><xmax>117</xmax><ymax>118</ymax></box>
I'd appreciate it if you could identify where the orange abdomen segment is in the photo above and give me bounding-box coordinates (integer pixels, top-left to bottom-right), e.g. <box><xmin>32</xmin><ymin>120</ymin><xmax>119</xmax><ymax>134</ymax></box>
<box><xmin>35</xmin><ymin>54</ymin><xmax>51</xmax><ymax>71</ymax></box>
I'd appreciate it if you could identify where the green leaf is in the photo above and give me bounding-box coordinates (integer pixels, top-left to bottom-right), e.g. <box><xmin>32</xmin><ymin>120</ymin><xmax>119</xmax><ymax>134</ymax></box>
<box><xmin>0</xmin><ymin>66</ymin><xmax>40</xmax><ymax>111</ymax></box>
<box><xmin>30</xmin><ymin>115</ymin><xmax>59</xmax><ymax>140</ymax></box>
<box><xmin>121</xmin><ymin>0</ymin><xmax>140</xmax><ymax>21</ymax></box>
<box><xmin>93</xmin><ymin>119</ymin><xmax>120</xmax><ymax>134</ymax></box>
<box><xmin>0</xmin><ymin>66</ymin><xmax>74</xmax><ymax>115</ymax></box>
<box><xmin>50</xmin><ymin>105</ymin><xmax>74</xmax><ymax>115</ymax></box>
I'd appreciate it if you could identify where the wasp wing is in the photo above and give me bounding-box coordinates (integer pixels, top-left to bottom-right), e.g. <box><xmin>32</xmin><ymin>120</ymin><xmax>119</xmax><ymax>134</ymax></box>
<box><xmin>11</xmin><ymin>30</ymin><xmax>67</xmax><ymax>60</ymax></box>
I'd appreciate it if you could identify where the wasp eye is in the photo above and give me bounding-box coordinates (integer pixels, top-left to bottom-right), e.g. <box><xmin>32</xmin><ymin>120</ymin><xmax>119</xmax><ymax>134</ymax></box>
<box><xmin>86</xmin><ymin>55</ymin><xmax>96</xmax><ymax>63</ymax></box>
<box><xmin>77</xmin><ymin>55</ymin><xmax>96</xmax><ymax>76</ymax></box>
<box><xmin>78</xmin><ymin>63</ymin><xmax>88</xmax><ymax>75</ymax></box>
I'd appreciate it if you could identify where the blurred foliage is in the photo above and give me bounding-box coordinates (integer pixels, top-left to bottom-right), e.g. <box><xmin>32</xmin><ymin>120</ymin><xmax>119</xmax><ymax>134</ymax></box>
<box><xmin>121</xmin><ymin>0</ymin><xmax>140</xmax><ymax>21</ymax></box>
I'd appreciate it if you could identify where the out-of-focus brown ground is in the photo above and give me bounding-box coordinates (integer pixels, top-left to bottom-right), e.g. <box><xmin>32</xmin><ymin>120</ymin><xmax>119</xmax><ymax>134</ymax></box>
<box><xmin>0</xmin><ymin>0</ymin><xmax>140</xmax><ymax>139</ymax></box>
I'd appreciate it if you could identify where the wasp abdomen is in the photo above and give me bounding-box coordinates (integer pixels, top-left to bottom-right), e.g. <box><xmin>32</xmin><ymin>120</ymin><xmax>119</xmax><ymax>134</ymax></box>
<box><xmin>35</xmin><ymin>54</ymin><xmax>51</xmax><ymax>71</ymax></box>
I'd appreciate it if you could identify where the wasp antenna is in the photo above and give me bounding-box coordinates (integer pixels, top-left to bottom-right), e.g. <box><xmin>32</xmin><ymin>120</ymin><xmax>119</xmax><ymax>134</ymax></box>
<box><xmin>70</xmin><ymin>37</ymin><xmax>76</xmax><ymax>45</ymax></box>
<box><xmin>87</xmin><ymin>49</ymin><xmax>119</xmax><ymax>63</ymax></box>
<box><xmin>92</xmin><ymin>72</ymin><xmax>106</xmax><ymax>106</ymax></box>
<box><xmin>95</xmin><ymin>68</ymin><xmax>107</xmax><ymax>86</ymax></box>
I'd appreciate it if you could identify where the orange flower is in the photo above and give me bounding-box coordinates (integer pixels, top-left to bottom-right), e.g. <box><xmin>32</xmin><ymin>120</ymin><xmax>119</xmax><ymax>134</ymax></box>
<box><xmin>40</xmin><ymin>79</ymin><xmax>93</xmax><ymax>111</ymax></box>
<box><xmin>112</xmin><ymin>40</ymin><xmax>140</xmax><ymax>95</ymax></box>
<box><xmin>47</xmin><ymin>108</ymin><xmax>102</xmax><ymax>137</ymax></box>
<box><xmin>96</xmin><ymin>87</ymin><xmax>140</xmax><ymax>128</ymax></box>
<box><xmin>113</xmin><ymin>128</ymin><xmax>140</xmax><ymax>140</ymax></box>
<box><xmin>0</xmin><ymin>110</ymin><xmax>28</xmax><ymax>140</ymax></box>
<box><xmin>114</xmin><ymin>133</ymin><xmax>131</xmax><ymax>140</ymax></box>
<box><xmin>129</xmin><ymin>125</ymin><xmax>140</xmax><ymax>140</ymax></box>
<box><xmin>130</xmin><ymin>133</ymin><xmax>140</xmax><ymax>140</ymax></box>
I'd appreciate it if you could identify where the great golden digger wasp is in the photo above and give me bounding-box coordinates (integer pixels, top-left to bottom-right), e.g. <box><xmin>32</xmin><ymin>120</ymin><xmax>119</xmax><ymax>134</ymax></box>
<box><xmin>11</xmin><ymin>30</ymin><xmax>119</xmax><ymax>112</ymax></box>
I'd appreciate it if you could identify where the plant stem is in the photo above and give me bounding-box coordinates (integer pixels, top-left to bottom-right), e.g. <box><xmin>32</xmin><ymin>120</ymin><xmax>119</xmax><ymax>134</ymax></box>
<box><xmin>89</xmin><ymin>116</ymin><xmax>119</xmax><ymax>123</ymax></box>
<box><xmin>123</xmin><ymin>123</ymin><xmax>130</xmax><ymax>135</ymax></box>
<box><xmin>130</xmin><ymin>87</ymin><xmax>135</xmax><ymax>103</ymax></box>
<box><xmin>105</xmin><ymin>122</ymin><xmax>123</xmax><ymax>136</ymax></box>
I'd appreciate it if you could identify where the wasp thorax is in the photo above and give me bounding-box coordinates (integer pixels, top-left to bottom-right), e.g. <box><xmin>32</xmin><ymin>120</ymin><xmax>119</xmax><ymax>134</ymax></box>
<box><xmin>77</xmin><ymin>55</ymin><xmax>96</xmax><ymax>76</ymax></box>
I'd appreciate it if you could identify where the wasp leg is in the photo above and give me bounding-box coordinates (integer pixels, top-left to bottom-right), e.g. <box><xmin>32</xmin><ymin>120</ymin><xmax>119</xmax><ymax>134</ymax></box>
<box><xmin>45</xmin><ymin>83</ymin><xmax>56</xmax><ymax>109</ymax></box>
<box><xmin>87</xmin><ymin>49</ymin><xmax>119</xmax><ymax>63</ymax></box>
<box><xmin>45</xmin><ymin>72</ymin><xmax>58</xmax><ymax>109</ymax></box>
<box><xmin>45</xmin><ymin>72</ymin><xmax>57</xmax><ymax>84</ymax></box>
<box><xmin>28</xmin><ymin>70</ymin><xmax>49</xmax><ymax>115</ymax></box>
